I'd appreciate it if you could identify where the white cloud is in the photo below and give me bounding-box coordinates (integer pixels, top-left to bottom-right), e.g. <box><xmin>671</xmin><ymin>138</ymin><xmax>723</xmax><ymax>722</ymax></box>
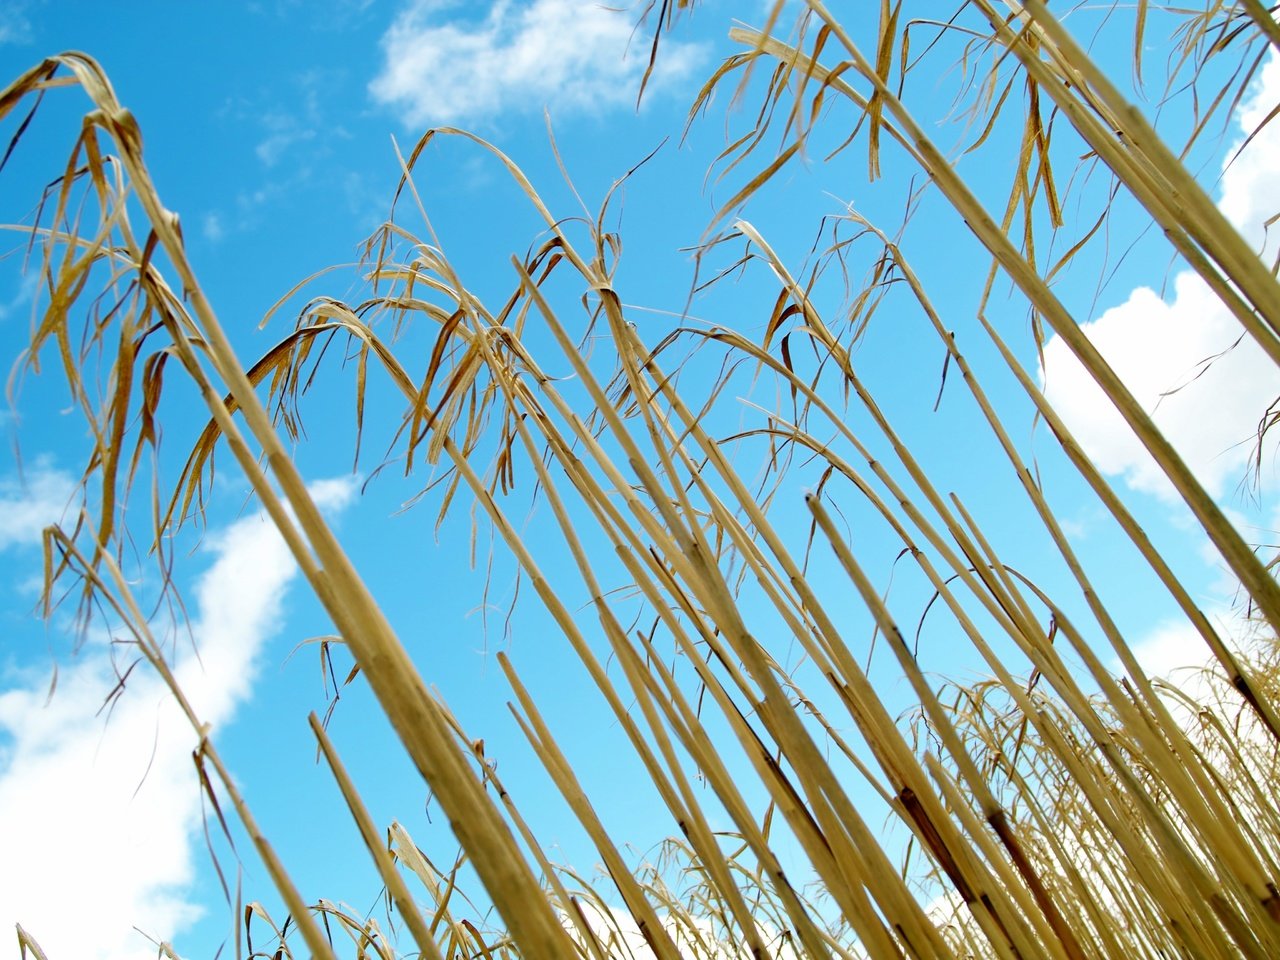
<box><xmin>1126</xmin><ymin>614</ymin><xmax>1223</xmax><ymax>683</ymax></box>
<box><xmin>0</xmin><ymin>477</ymin><xmax>356</xmax><ymax>960</ymax></box>
<box><xmin>1041</xmin><ymin>52</ymin><xmax>1280</xmax><ymax>503</ymax></box>
<box><xmin>368</xmin><ymin>0</ymin><xmax>707</xmax><ymax>128</ymax></box>
<box><xmin>0</xmin><ymin>460</ymin><xmax>75</xmax><ymax>551</ymax></box>
<box><xmin>1111</xmin><ymin>502</ymin><xmax>1280</xmax><ymax>707</ymax></box>
<box><xmin>1217</xmin><ymin>52</ymin><xmax>1280</xmax><ymax>258</ymax></box>
<box><xmin>1116</xmin><ymin>600</ymin><xmax>1276</xmax><ymax>756</ymax></box>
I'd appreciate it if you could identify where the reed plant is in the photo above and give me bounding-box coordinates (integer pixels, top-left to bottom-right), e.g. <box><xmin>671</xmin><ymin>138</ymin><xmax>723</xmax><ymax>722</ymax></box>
<box><xmin>4</xmin><ymin>2</ymin><xmax>1280</xmax><ymax>958</ymax></box>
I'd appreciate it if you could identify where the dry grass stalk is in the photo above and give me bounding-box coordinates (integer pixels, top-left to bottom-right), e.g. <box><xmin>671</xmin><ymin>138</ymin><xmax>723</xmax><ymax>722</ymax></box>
<box><xmin>3</xmin><ymin>2</ymin><xmax>1280</xmax><ymax>958</ymax></box>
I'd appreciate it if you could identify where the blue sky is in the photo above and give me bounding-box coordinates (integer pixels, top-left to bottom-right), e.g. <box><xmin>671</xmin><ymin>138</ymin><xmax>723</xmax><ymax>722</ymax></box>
<box><xmin>0</xmin><ymin>2</ymin><xmax>1278</xmax><ymax>958</ymax></box>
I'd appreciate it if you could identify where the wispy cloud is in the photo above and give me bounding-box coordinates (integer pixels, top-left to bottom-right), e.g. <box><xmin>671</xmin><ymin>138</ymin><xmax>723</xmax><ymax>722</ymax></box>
<box><xmin>201</xmin><ymin>211</ymin><xmax>226</xmax><ymax>243</ymax></box>
<box><xmin>1040</xmin><ymin>53</ymin><xmax>1280</xmax><ymax>504</ymax></box>
<box><xmin>0</xmin><ymin>272</ymin><xmax>38</xmax><ymax>324</ymax></box>
<box><xmin>0</xmin><ymin>475</ymin><xmax>356</xmax><ymax>959</ymax></box>
<box><xmin>0</xmin><ymin>1</ymin><xmax>33</xmax><ymax>46</ymax></box>
<box><xmin>369</xmin><ymin>0</ymin><xmax>707</xmax><ymax>128</ymax></box>
<box><xmin>0</xmin><ymin>459</ymin><xmax>74</xmax><ymax>550</ymax></box>
<box><xmin>256</xmin><ymin>110</ymin><xmax>319</xmax><ymax>167</ymax></box>
<box><xmin>202</xmin><ymin>70</ymin><xmax>347</xmax><ymax>240</ymax></box>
